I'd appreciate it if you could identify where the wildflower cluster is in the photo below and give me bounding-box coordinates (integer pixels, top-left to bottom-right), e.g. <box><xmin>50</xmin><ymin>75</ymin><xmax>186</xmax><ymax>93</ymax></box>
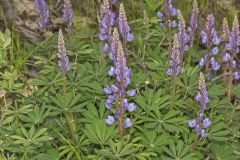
<box><xmin>156</xmin><ymin>0</ymin><xmax>177</xmax><ymax>28</ymax></box>
<box><xmin>188</xmin><ymin>73</ymin><xmax>211</xmax><ymax>138</ymax></box>
<box><xmin>118</xmin><ymin>3</ymin><xmax>134</xmax><ymax>42</ymax></box>
<box><xmin>104</xmin><ymin>29</ymin><xmax>136</xmax><ymax>130</ymax></box>
<box><xmin>57</xmin><ymin>29</ymin><xmax>70</xmax><ymax>73</ymax></box>
<box><xmin>188</xmin><ymin>0</ymin><xmax>199</xmax><ymax>39</ymax></box>
<box><xmin>177</xmin><ymin>10</ymin><xmax>189</xmax><ymax>54</ymax></box>
<box><xmin>63</xmin><ymin>0</ymin><xmax>73</xmax><ymax>28</ymax></box>
<box><xmin>99</xmin><ymin>0</ymin><xmax>116</xmax><ymax>52</ymax></box>
<box><xmin>222</xmin><ymin>16</ymin><xmax>240</xmax><ymax>80</ymax></box>
<box><xmin>167</xmin><ymin>34</ymin><xmax>181</xmax><ymax>76</ymax></box>
<box><xmin>199</xmin><ymin>15</ymin><xmax>221</xmax><ymax>76</ymax></box>
<box><xmin>34</xmin><ymin>0</ymin><xmax>49</xmax><ymax>29</ymax></box>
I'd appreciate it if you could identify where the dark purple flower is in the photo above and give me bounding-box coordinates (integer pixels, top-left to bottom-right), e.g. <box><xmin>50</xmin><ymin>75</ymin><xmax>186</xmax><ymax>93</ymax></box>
<box><xmin>34</xmin><ymin>0</ymin><xmax>49</xmax><ymax>29</ymax></box>
<box><xmin>57</xmin><ymin>29</ymin><xmax>70</xmax><ymax>72</ymax></box>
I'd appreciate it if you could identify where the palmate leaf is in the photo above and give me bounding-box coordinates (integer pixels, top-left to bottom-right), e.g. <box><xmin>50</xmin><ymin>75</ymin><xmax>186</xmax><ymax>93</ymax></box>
<box><xmin>141</xmin><ymin>109</ymin><xmax>187</xmax><ymax>133</ymax></box>
<box><xmin>207</xmin><ymin>122</ymin><xmax>229</xmax><ymax>141</ymax></box>
<box><xmin>83</xmin><ymin>120</ymin><xmax>117</xmax><ymax>146</ymax></box>
<box><xmin>135</xmin><ymin>88</ymin><xmax>171</xmax><ymax>111</ymax></box>
<box><xmin>136</xmin><ymin>89</ymin><xmax>186</xmax><ymax>133</ymax></box>
<box><xmin>140</xmin><ymin>131</ymin><xmax>170</xmax><ymax>153</ymax></box>
<box><xmin>209</xmin><ymin>144</ymin><xmax>239</xmax><ymax>160</ymax></box>
<box><xmin>96</xmin><ymin>135</ymin><xmax>156</xmax><ymax>160</ymax></box>
<box><xmin>176</xmin><ymin>66</ymin><xmax>199</xmax><ymax>97</ymax></box>
<box><xmin>11</xmin><ymin>126</ymin><xmax>52</xmax><ymax>148</ymax></box>
<box><xmin>20</xmin><ymin>105</ymin><xmax>51</xmax><ymax>125</ymax></box>
<box><xmin>163</xmin><ymin>140</ymin><xmax>198</xmax><ymax>160</ymax></box>
<box><xmin>81</xmin><ymin>101</ymin><xmax>108</xmax><ymax>123</ymax></box>
<box><xmin>49</xmin><ymin>92</ymin><xmax>81</xmax><ymax>113</ymax></box>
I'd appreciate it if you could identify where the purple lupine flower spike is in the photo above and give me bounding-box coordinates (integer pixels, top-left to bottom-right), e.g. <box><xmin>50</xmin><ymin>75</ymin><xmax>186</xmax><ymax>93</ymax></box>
<box><xmin>118</xmin><ymin>3</ymin><xmax>134</xmax><ymax>42</ymax></box>
<box><xmin>167</xmin><ymin>34</ymin><xmax>181</xmax><ymax>76</ymax></box>
<box><xmin>104</xmin><ymin>29</ymin><xmax>136</xmax><ymax>134</ymax></box>
<box><xmin>188</xmin><ymin>0</ymin><xmax>198</xmax><ymax>38</ymax></box>
<box><xmin>177</xmin><ymin>10</ymin><xmax>189</xmax><ymax>54</ymax></box>
<box><xmin>99</xmin><ymin>0</ymin><xmax>116</xmax><ymax>51</ymax></box>
<box><xmin>157</xmin><ymin>0</ymin><xmax>177</xmax><ymax>29</ymax></box>
<box><xmin>63</xmin><ymin>0</ymin><xmax>73</xmax><ymax>28</ymax></box>
<box><xmin>34</xmin><ymin>0</ymin><xmax>49</xmax><ymax>29</ymax></box>
<box><xmin>189</xmin><ymin>73</ymin><xmax>211</xmax><ymax>138</ymax></box>
<box><xmin>57</xmin><ymin>29</ymin><xmax>70</xmax><ymax>73</ymax></box>
<box><xmin>222</xmin><ymin>16</ymin><xmax>240</xmax><ymax>81</ymax></box>
<box><xmin>199</xmin><ymin>14</ymin><xmax>221</xmax><ymax>76</ymax></box>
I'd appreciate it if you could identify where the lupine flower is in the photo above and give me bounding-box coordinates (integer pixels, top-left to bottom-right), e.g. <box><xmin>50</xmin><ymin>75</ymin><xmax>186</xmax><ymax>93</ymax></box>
<box><xmin>188</xmin><ymin>73</ymin><xmax>211</xmax><ymax>138</ymax></box>
<box><xmin>123</xmin><ymin>118</ymin><xmax>132</xmax><ymax>128</ymax></box>
<box><xmin>99</xmin><ymin>0</ymin><xmax>116</xmax><ymax>52</ymax></box>
<box><xmin>63</xmin><ymin>0</ymin><xmax>73</xmax><ymax>28</ymax></box>
<box><xmin>106</xmin><ymin>116</ymin><xmax>115</xmax><ymax>125</ymax></box>
<box><xmin>167</xmin><ymin>34</ymin><xmax>181</xmax><ymax>76</ymax></box>
<box><xmin>199</xmin><ymin>14</ymin><xmax>221</xmax><ymax>76</ymax></box>
<box><xmin>118</xmin><ymin>3</ymin><xmax>134</xmax><ymax>42</ymax></box>
<box><xmin>34</xmin><ymin>0</ymin><xmax>49</xmax><ymax>29</ymax></box>
<box><xmin>57</xmin><ymin>29</ymin><xmax>70</xmax><ymax>72</ymax></box>
<box><xmin>188</xmin><ymin>0</ymin><xmax>198</xmax><ymax>38</ymax></box>
<box><xmin>156</xmin><ymin>0</ymin><xmax>177</xmax><ymax>29</ymax></box>
<box><xmin>177</xmin><ymin>10</ymin><xmax>189</xmax><ymax>54</ymax></box>
<box><xmin>222</xmin><ymin>18</ymin><xmax>230</xmax><ymax>41</ymax></box>
<box><xmin>222</xmin><ymin>16</ymin><xmax>240</xmax><ymax>80</ymax></box>
<box><xmin>104</xmin><ymin>29</ymin><xmax>136</xmax><ymax>133</ymax></box>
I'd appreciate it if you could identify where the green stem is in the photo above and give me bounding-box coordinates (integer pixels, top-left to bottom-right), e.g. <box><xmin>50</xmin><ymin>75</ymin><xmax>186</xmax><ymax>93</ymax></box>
<box><xmin>172</xmin><ymin>72</ymin><xmax>177</xmax><ymax>104</ymax></box>
<box><xmin>63</xmin><ymin>74</ymin><xmax>76</xmax><ymax>138</ymax></box>
<box><xmin>191</xmin><ymin>133</ymin><xmax>199</xmax><ymax>152</ymax></box>
<box><xmin>227</xmin><ymin>68</ymin><xmax>233</xmax><ymax>98</ymax></box>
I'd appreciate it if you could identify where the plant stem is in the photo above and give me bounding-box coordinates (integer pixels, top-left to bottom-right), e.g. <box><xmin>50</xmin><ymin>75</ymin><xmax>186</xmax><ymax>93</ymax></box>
<box><xmin>63</xmin><ymin>74</ymin><xmax>76</xmax><ymax>138</ymax></box>
<box><xmin>191</xmin><ymin>133</ymin><xmax>199</xmax><ymax>151</ymax></box>
<box><xmin>172</xmin><ymin>71</ymin><xmax>177</xmax><ymax>104</ymax></box>
<box><xmin>116</xmin><ymin>96</ymin><xmax>123</xmax><ymax>139</ymax></box>
<box><xmin>227</xmin><ymin>68</ymin><xmax>233</xmax><ymax>98</ymax></box>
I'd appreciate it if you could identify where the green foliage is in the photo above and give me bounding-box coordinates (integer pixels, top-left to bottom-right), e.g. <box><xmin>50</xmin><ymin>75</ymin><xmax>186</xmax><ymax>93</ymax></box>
<box><xmin>0</xmin><ymin>0</ymin><xmax>239</xmax><ymax>159</ymax></box>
